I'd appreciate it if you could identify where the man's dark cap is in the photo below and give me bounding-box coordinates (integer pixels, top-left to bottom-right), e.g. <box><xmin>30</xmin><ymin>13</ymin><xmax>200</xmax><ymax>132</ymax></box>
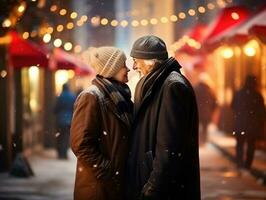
<box><xmin>130</xmin><ymin>35</ymin><xmax>168</xmax><ymax>60</ymax></box>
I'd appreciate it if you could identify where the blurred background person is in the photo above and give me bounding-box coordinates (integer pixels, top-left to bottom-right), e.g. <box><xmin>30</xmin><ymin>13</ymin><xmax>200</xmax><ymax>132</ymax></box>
<box><xmin>54</xmin><ymin>83</ymin><xmax>76</xmax><ymax>159</ymax></box>
<box><xmin>231</xmin><ymin>75</ymin><xmax>266</xmax><ymax>169</ymax></box>
<box><xmin>194</xmin><ymin>73</ymin><xmax>217</xmax><ymax>146</ymax></box>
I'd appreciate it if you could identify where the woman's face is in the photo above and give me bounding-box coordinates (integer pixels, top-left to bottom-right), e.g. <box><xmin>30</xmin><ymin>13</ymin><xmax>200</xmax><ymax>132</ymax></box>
<box><xmin>113</xmin><ymin>64</ymin><xmax>130</xmax><ymax>83</ymax></box>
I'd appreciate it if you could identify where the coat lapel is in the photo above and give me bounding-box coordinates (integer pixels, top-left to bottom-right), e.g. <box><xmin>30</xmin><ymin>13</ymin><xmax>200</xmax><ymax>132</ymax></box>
<box><xmin>134</xmin><ymin>58</ymin><xmax>181</xmax><ymax>119</ymax></box>
<box><xmin>104</xmin><ymin>98</ymin><xmax>131</xmax><ymax>128</ymax></box>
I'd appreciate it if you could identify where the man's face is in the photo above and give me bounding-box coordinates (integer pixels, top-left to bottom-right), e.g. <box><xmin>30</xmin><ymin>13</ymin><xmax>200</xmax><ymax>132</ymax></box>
<box><xmin>132</xmin><ymin>58</ymin><xmax>150</xmax><ymax>76</ymax></box>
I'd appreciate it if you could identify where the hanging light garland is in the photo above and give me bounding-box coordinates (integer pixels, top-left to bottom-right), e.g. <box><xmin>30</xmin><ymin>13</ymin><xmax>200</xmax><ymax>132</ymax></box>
<box><xmin>45</xmin><ymin>0</ymin><xmax>232</xmax><ymax>29</ymax></box>
<box><xmin>18</xmin><ymin>0</ymin><xmax>232</xmax><ymax>54</ymax></box>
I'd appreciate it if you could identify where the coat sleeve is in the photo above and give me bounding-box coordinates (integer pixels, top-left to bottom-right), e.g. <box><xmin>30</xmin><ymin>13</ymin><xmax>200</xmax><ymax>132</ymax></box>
<box><xmin>70</xmin><ymin>92</ymin><xmax>113</xmax><ymax>180</ymax></box>
<box><xmin>143</xmin><ymin>82</ymin><xmax>191</xmax><ymax>197</ymax></box>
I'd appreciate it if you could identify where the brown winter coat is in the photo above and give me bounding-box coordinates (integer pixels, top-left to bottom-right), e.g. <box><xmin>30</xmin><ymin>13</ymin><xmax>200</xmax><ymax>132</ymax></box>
<box><xmin>70</xmin><ymin>85</ymin><xmax>131</xmax><ymax>200</ymax></box>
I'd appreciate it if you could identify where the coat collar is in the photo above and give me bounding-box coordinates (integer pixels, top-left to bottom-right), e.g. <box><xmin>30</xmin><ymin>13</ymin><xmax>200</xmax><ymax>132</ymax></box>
<box><xmin>134</xmin><ymin>57</ymin><xmax>182</xmax><ymax>118</ymax></box>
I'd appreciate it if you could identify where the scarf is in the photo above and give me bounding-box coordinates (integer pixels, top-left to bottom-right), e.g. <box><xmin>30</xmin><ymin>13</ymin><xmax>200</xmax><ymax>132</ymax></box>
<box><xmin>92</xmin><ymin>75</ymin><xmax>133</xmax><ymax>127</ymax></box>
<box><xmin>134</xmin><ymin>57</ymin><xmax>181</xmax><ymax>115</ymax></box>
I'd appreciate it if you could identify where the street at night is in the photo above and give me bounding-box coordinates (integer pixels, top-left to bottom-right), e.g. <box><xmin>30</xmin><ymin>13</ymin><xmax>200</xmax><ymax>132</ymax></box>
<box><xmin>0</xmin><ymin>132</ymin><xmax>265</xmax><ymax>199</ymax></box>
<box><xmin>1</xmin><ymin>0</ymin><xmax>266</xmax><ymax>199</ymax></box>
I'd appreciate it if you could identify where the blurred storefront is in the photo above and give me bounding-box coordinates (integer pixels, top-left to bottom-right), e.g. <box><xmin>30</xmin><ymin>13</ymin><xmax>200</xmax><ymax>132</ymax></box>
<box><xmin>174</xmin><ymin>6</ymin><xmax>266</xmax><ymax>150</ymax></box>
<box><xmin>0</xmin><ymin>31</ymin><xmax>93</xmax><ymax>171</ymax></box>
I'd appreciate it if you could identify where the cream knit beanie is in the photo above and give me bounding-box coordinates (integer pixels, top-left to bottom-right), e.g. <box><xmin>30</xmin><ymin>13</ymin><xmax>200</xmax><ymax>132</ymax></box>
<box><xmin>82</xmin><ymin>46</ymin><xmax>126</xmax><ymax>78</ymax></box>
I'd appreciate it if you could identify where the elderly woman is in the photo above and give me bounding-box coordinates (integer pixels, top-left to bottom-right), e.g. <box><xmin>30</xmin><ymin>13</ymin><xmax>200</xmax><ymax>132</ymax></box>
<box><xmin>70</xmin><ymin>46</ymin><xmax>133</xmax><ymax>200</ymax></box>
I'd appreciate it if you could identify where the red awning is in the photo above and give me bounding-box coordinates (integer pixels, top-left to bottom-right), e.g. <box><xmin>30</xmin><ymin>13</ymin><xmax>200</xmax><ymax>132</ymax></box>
<box><xmin>249</xmin><ymin>25</ymin><xmax>266</xmax><ymax>42</ymax></box>
<box><xmin>187</xmin><ymin>24</ymin><xmax>209</xmax><ymax>43</ymax></box>
<box><xmin>8</xmin><ymin>31</ymin><xmax>49</xmax><ymax>68</ymax></box>
<box><xmin>227</xmin><ymin>34</ymin><xmax>250</xmax><ymax>45</ymax></box>
<box><xmin>49</xmin><ymin>48</ymin><xmax>95</xmax><ymax>76</ymax></box>
<box><xmin>202</xmin><ymin>6</ymin><xmax>251</xmax><ymax>45</ymax></box>
<box><xmin>210</xmin><ymin>7</ymin><xmax>266</xmax><ymax>44</ymax></box>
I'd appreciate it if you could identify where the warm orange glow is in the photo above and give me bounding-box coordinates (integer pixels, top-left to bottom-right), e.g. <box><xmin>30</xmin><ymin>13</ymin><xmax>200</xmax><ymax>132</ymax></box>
<box><xmin>198</xmin><ymin>6</ymin><xmax>206</xmax><ymax>13</ymax></box>
<box><xmin>188</xmin><ymin>9</ymin><xmax>196</xmax><ymax>16</ymax></box>
<box><xmin>70</xmin><ymin>12</ymin><xmax>78</xmax><ymax>19</ymax></box>
<box><xmin>207</xmin><ymin>3</ymin><xmax>215</xmax><ymax>10</ymax></box>
<box><xmin>160</xmin><ymin>17</ymin><xmax>168</xmax><ymax>23</ymax></box>
<box><xmin>131</xmin><ymin>20</ymin><xmax>139</xmax><ymax>27</ymax></box>
<box><xmin>74</xmin><ymin>45</ymin><xmax>82</xmax><ymax>53</ymax></box>
<box><xmin>150</xmin><ymin>18</ymin><xmax>158</xmax><ymax>25</ymax></box>
<box><xmin>43</xmin><ymin>33</ymin><xmax>51</xmax><ymax>43</ymax></box>
<box><xmin>221</xmin><ymin>47</ymin><xmax>234</xmax><ymax>59</ymax></box>
<box><xmin>67</xmin><ymin>22</ymin><xmax>74</xmax><ymax>29</ymax></box>
<box><xmin>170</xmin><ymin>15</ymin><xmax>178</xmax><ymax>22</ymax></box>
<box><xmin>2</xmin><ymin>19</ymin><xmax>11</xmax><ymax>27</ymax></box>
<box><xmin>50</xmin><ymin>5</ymin><xmax>57</xmax><ymax>12</ymax></box>
<box><xmin>91</xmin><ymin>16</ymin><xmax>100</xmax><ymax>26</ymax></box>
<box><xmin>101</xmin><ymin>18</ymin><xmax>108</xmax><ymax>25</ymax></box>
<box><xmin>178</xmin><ymin>12</ymin><xmax>186</xmax><ymax>19</ymax></box>
<box><xmin>81</xmin><ymin>15</ymin><xmax>88</xmax><ymax>22</ymax></box>
<box><xmin>18</xmin><ymin>4</ymin><xmax>26</xmax><ymax>13</ymax></box>
<box><xmin>54</xmin><ymin>39</ymin><xmax>62</xmax><ymax>47</ymax></box>
<box><xmin>64</xmin><ymin>42</ymin><xmax>73</xmax><ymax>51</ymax></box>
<box><xmin>56</xmin><ymin>25</ymin><xmax>64</xmax><ymax>32</ymax></box>
<box><xmin>22</xmin><ymin>32</ymin><xmax>30</xmax><ymax>39</ymax></box>
<box><xmin>47</xmin><ymin>27</ymin><xmax>53</xmax><ymax>34</ymax></box>
<box><xmin>111</xmin><ymin>20</ymin><xmax>118</xmax><ymax>27</ymax></box>
<box><xmin>140</xmin><ymin>19</ymin><xmax>148</xmax><ymax>26</ymax></box>
<box><xmin>76</xmin><ymin>20</ymin><xmax>84</xmax><ymax>26</ymax></box>
<box><xmin>231</xmin><ymin>12</ymin><xmax>240</xmax><ymax>20</ymax></box>
<box><xmin>59</xmin><ymin>9</ymin><xmax>67</xmax><ymax>16</ymax></box>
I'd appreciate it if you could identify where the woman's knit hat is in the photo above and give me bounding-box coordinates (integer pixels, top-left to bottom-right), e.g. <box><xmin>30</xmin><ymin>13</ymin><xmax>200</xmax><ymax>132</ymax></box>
<box><xmin>82</xmin><ymin>46</ymin><xmax>126</xmax><ymax>78</ymax></box>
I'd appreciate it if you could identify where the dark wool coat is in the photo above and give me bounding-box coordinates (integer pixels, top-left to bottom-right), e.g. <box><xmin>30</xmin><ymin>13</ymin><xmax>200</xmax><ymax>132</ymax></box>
<box><xmin>126</xmin><ymin>58</ymin><xmax>201</xmax><ymax>200</ymax></box>
<box><xmin>70</xmin><ymin>84</ymin><xmax>132</xmax><ymax>200</ymax></box>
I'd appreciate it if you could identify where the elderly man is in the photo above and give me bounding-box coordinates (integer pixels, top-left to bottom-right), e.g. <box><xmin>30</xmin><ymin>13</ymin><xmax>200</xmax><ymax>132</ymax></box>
<box><xmin>126</xmin><ymin>35</ymin><xmax>201</xmax><ymax>200</ymax></box>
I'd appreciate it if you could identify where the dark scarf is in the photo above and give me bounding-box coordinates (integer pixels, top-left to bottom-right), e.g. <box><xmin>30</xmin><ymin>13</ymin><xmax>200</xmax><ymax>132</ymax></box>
<box><xmin>92</xmin><ymin>75</ymin><xmax>133</xmax><ymax>127</ymax></box>
<box><xmin>134</xmin><ymin>57</ymin><xmax>181</xmax><ymax>116</ymax></box>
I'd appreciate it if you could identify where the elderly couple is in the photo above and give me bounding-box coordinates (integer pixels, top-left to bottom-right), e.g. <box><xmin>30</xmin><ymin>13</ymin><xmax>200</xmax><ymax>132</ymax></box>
<box><xmin>70</xmin><ymin>35</ymin><xmax>201</xmax><ymax>200</ymax></box>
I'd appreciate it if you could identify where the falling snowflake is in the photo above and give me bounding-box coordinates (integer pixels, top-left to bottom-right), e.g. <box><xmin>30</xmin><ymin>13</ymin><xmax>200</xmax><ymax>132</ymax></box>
<box><xmin>93</xmin><ymin>164</ymin><xmax>97</xmax><ymax>168</ymax></box>
<box><xmin>55</xmin><ymin>132</ymin><xmax>60</xmax><ymax>137</ymax></box>
<box><xmin>78</xmin><ymin>167</ymin><xmax>83</xmax><ymax>172</ymax></box>
<box><xmin>0</xmin><ymin>144</ymin><xmax>3</xmax><ymax>151</ymax></box>
<box><xmin>13</xmin><ymin>143</ymin><xmax>16</xmax><ymax>147</ymax></box>
<box><xmin>115</xmin><ymin>171</ymin><xmax>119</xmax><ymax>175</ymax></box>
<box><xmin>232</xmin><ymin>131</ymin><xmax>236</xmax><ymax>135</ymax></box>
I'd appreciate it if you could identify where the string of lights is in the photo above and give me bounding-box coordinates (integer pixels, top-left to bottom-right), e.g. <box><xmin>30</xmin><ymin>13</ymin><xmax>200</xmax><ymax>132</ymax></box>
<box><xmin>3</xmin><ymin>0</ymin><xmax>232</xmax><ymax>53</ymax></box>
<box><xmin>46</xmin><ymin>0</ymin><xmax>232</xmax><ymax>29</ymax></box>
